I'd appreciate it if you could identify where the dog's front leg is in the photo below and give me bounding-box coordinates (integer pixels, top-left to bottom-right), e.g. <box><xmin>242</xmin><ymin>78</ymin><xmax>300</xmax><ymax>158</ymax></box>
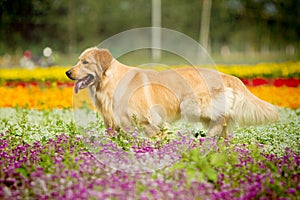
<box><xmin>206</xmin><ymin>117</ymin><xmax>227</xmax><ymax>139</ymax></box>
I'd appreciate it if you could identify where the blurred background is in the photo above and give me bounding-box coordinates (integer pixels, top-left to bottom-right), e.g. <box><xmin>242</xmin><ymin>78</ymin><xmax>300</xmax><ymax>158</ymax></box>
<box><xmin>0</xmin><ymin>0</ymin><xmax>299</xmax><ymax>67</ymax></box>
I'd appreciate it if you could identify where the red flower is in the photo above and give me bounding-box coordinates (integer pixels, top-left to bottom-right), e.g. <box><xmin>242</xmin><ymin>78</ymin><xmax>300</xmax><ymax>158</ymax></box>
<box><xmin>252</xmin><ymin>78</ymin><xmax>268</xmax><ymax>86</ymax></box>
<box><xmin>274</xmin><ymin>78</ymin><xmax>300</xmax><ymax>87</ymax></box>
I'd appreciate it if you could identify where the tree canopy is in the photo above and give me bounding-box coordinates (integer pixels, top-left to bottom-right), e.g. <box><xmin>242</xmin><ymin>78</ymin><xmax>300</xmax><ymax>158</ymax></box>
<box><xmin>0</xmin><ymin>0</ymin><xmax>299</xmax><ymax>55</ymax></box>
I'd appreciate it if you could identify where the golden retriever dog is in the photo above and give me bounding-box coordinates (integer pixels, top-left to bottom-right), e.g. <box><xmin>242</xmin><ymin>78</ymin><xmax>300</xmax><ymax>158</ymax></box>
<box><xmin>66</xmin><ymin>47</ymin><xmax>278</xmax><ymax>138</ymax></box>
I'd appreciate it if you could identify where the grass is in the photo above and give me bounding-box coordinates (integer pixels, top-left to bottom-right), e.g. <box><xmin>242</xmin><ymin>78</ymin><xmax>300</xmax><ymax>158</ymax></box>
<box><xmin>0</xmin><ymin>107</ymin><xmax>299</xmax><ymax>199</ymax></box>
<box><xmin>1</xmin><ymin>107</ymin><xmax>298</xmax><ymax>154</ymax></box>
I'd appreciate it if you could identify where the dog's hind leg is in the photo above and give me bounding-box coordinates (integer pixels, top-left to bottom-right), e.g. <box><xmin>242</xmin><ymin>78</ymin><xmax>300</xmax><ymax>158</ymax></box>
<box><xmin>221</xmin><ymin>118</ymin><xmax>235</xmax><ymax>139</ymax></box>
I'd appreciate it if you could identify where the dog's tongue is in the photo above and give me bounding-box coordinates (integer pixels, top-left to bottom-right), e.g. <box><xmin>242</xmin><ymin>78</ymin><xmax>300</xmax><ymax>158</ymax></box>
<box><xmin>74</xmin><ymin>80</ymin><xmax>83</xmax><ymax>94</ymax></box>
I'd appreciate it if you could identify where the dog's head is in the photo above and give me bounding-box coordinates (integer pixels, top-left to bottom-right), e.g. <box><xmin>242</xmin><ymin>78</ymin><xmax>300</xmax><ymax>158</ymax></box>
<box><xmin>66</xmin><ymin>47</ymin><xmax>113</xmax><ymax>93</ymax></box>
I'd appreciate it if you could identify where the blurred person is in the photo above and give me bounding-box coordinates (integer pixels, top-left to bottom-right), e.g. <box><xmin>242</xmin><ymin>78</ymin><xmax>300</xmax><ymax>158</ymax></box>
<box><xmin>20</xmin><ymin>50</ymin><xmax>35</xmax><ymax>69</ymax></box>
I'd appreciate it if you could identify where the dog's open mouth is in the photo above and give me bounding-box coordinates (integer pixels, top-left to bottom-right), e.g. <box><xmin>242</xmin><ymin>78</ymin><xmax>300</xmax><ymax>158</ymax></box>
<box><xmin>74</xmin><ymin>74</ymin><xmax>94</xmax><ymax>94</ymax></box>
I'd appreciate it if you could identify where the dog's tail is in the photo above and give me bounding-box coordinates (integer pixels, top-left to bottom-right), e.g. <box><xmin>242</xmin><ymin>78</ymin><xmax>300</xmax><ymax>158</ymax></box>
<box><xmin>229</xmin><ymin>78</ymin><xmax>278</xmax><ymax>127</ymax></box>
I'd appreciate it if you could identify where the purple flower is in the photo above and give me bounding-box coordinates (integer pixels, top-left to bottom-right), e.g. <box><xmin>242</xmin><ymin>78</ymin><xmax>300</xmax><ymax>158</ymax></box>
<box><xmin>286</xmin><ymin>188</ymin><xmax>296</xmax><ymax>195</ymax></box>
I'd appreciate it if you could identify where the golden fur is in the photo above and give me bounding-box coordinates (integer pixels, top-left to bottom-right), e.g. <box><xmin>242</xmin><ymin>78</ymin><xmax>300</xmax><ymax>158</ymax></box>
<box><xmin>66</xmin><ymin>47</ymin><xmax>278</xmax><ymax>138</ymax></box>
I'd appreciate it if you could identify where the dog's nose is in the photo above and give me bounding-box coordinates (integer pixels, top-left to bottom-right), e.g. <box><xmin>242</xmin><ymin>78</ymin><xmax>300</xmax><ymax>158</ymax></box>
<box><xmin>65</xmin><ymin>70</ymin><xmax>72</xmax><ymax>79</ymax></box>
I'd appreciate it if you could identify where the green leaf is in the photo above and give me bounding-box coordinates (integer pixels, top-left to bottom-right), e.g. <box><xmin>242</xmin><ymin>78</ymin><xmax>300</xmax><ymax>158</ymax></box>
<box><xmin>228</xmin><ymin>153</ymin><xmax>238</xmax><ymax>165</ymax></box>
<box><xmin>205</xmin><ymin>167</ymin><xmax>218</xmax><ymax>182</ymax></box>
<box><xmin>190</xmin><ymin>149</ymin><xmax>200</xmax><ymax>162</ymax></box>
<box><xmin>210</xmin><ymin>153</ymin><xmax>227</xmax><ymax>167</ymax></box>
<box><xmin>169</xmin><ymin>162</ymin><xmax>186</xmax><ymax>171</ymax></box>
<box><xmin>186</xmin><ymin>167</ymin><xmax>196</xmax><ymax>187</ymax></box>
<box><xmin>15</xmin><ymin>166</ymin><xmax>29</xmax><ymax>178</ymax></box>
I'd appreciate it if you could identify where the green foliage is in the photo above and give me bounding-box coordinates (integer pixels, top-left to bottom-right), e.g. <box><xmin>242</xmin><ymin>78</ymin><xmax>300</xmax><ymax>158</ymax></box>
<box><xmin>0</xmin><ymin>108</ymin><xmax>74</xmax><ymax>144</ymax></box>
<box><xmin>15</xmin><ymin>166</ymin><xmax>30</xmax><ymax>178</ymax></box>
<box><xmin>169</xmin><ymin>140</ymin><xmax>239</xmax><ymax>185</ymax></box>
<box><xmin>0</xmin><ymin>0</ymin><xmax>299</xmax><ymax>55</ymax></box>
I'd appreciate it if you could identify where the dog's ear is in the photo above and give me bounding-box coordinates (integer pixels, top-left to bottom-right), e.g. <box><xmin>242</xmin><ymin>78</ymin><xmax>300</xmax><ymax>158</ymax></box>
<box><xmin>95</xmin><ymin>49</ymin><xmax>113</xmax><ymax>72</ymax></box>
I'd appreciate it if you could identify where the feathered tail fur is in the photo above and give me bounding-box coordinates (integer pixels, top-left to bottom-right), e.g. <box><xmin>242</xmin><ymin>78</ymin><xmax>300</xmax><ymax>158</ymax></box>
<box><xmin>231</xmin><ymin>82</ymin><xmax>278</xmax><ymax>127</ymax></box>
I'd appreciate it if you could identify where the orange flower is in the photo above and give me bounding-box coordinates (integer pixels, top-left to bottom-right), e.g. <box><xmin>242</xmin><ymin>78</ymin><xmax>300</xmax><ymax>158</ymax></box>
<box><xmin>0</xmin><ymin>85</ymin><xmax>73</xmax><ymax>110</ymax></box>
<box><xmin>247</xmin><ymin>86</ymin><xmax>300</xmax><ymax>109</ymax></box>
<box><xmin>0</xmin><ymin>85</ymin><xmax>299</xmax><ymax>110</ymax></box>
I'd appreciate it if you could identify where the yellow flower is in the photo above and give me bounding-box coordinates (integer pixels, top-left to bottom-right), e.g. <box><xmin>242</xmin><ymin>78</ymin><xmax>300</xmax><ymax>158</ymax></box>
<box><xmin>0</xmin><ymin>62</ymin><xmax>299</xmax><ymax>82</ymax></box>
<box><xmin>0</xmin><ymin>66</ymin><xmax>70</xmax><ymax>82</ymax></box>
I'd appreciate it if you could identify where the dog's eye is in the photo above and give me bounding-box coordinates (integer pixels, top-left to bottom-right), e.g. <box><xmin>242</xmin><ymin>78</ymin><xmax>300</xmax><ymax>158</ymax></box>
<box><xmin>82</xmin><ymin>60</ymin><xmax>89</xmax><ymax>64</ymax></box>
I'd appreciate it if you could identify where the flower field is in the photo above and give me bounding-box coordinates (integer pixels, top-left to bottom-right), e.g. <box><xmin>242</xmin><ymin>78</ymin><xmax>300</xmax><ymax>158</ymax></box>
<box><xmin>0</xmin><ymin>63</ymin><xmax>299</xmax><ymax>199</ymax></box>
<box><xmin>0</xmin><ymin>61</ymin><xmax>300</xmax><ymax>82</ymax></box>
<box><xmin>0</xmin><ymin>84</ymin><xmax>300</xmax><ymax>110</ymax></box>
